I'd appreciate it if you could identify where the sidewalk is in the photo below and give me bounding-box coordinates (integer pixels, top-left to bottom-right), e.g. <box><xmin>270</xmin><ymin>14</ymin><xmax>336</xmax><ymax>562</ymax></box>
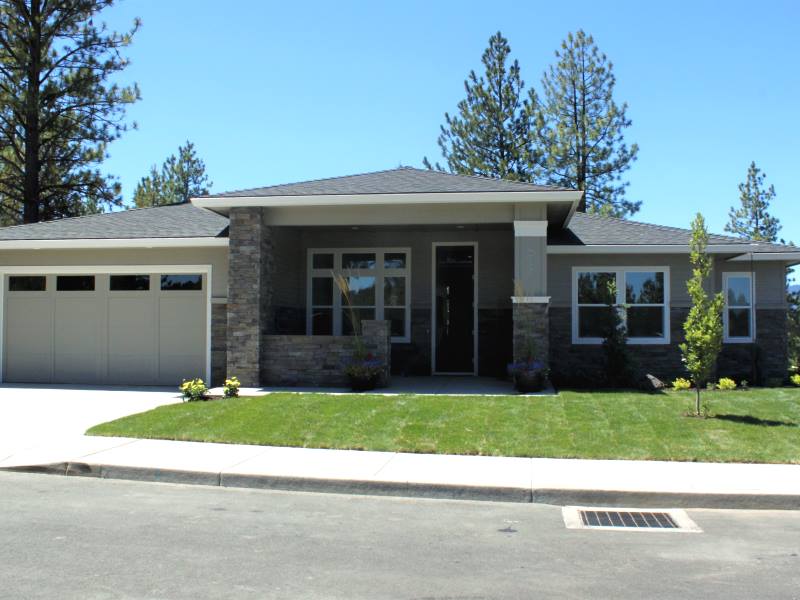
<box><xmin>3</xmin><ymin>435</ymin><xmax>800</xmax><ymax>509</ymax></box>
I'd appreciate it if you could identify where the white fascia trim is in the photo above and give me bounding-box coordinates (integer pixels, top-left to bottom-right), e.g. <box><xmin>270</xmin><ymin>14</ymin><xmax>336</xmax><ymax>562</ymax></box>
<box><xmin>727</xmin><ymin>252</ymin><xmax>800</xmax><ymax>263</ymax></box>
<box><xmin>0</xmin><ymin>237</ymin><xmax>228</xmax><ymax>250</ymax></box>
<box><xmin>548</xmin><ymin>244</ymin><xmax>761</xmax><ymax>255</ymax></box>
<box><xmin>192</xmin><ymin>191</ymin><xmax>582</xmax><ymax>209</ymax></box>
<box><xmin>511</xmin><ymin>296</ymin><xmax>550</xmax><ymax>304</ymax></box>
<box><xmin>513</xmin><ymin>221</ymin><xmax>548</xmax><ymax>237</ymax></box>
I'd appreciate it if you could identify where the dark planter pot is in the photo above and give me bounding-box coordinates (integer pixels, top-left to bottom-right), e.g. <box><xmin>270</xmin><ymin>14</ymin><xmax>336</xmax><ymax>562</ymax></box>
<box><xmin>514</xmin><ymin>371</ymin><xmax>547</xmax><ymax>394</ymax></box>
<box><xmin>348</xmin><ymin>373</ymin><xmax>379</xmax><ymax>392</ymax></box>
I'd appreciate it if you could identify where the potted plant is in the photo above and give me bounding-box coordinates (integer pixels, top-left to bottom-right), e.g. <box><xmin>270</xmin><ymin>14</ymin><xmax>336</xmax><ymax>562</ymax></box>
<box><xmin>507</xmin><ymin>359</ymin><xmax>549</xmax><ymax>393</ymax></box>
<box><xmin>344</xmin><ymin>355</ymin><xmax>384</xmax><ymax>392</ymax></box>
<box><xmin>507</xmin><ymin>337</ymin><xmax>548</xmax><ymax>393</ymax></box>
<box><xmin>333</xmin><ymin>272</ymin><xmax>387</xmax><ymax>392</ymax></box>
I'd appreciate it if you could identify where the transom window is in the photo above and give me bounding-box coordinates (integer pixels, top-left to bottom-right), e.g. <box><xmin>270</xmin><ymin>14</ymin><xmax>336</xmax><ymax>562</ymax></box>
<box><xmin>723</xmin><ymin>273</ymin><xmax>754</xmax><ymax>342</ymax></box>
<box><xmin>307</xmin><ymin>248</ymin><xmax>411</xmax><ymax>342</ymax></box>
<box><xmin>573</xmin><ymin>267</ymin><xmax>669</xmax><ymax>344</ymax></box>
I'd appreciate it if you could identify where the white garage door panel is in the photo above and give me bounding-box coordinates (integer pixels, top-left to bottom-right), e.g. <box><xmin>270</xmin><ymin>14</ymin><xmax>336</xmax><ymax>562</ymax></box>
<box><xmin>108</xmin><ymin>297</ymin><xmax>158</xmax><ymax>384</ymax></box>
<box><xmin>5</xmin><ymin>296</ymin><xmax>53</xmax><ymax>383</ymax></box>
<box><xmin>3</xmin><ymin>271</ymin><xmax>208</xmax><ymax>385</ymax></box>
<box><xmin>54</xmin><ymin>297</ymin><xmax>103</xmax><ymax>383</ymax></box>
<box><xmin>158</xmin><ymin>296</ymin><xmax>206</xmax><ymax>385</ymax></box>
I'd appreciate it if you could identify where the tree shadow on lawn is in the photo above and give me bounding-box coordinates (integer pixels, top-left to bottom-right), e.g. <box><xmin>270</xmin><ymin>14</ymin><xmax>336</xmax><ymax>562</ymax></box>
<box><xmin>712</xmin><ymin>414</ymin><xmax>798</xmax><ymax>428</ymax></box>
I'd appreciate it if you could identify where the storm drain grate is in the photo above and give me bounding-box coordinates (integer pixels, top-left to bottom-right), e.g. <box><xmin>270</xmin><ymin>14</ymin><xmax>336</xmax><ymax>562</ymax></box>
<box><xmin>562</xmin><ymin>506</ymin><xmax>702</xmax><ymax>532</ymax></box>
<box><xmin>580</xmin><ymin>510</ymin><xmax>678</xmax><ymax>529</ymax></box>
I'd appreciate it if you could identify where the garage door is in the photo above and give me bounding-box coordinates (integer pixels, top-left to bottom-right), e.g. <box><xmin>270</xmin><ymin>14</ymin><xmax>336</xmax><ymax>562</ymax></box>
<box><xmin>3</xmin><ymin>272</ymin><xmax>207</xmax><ymax>385</ymax></box>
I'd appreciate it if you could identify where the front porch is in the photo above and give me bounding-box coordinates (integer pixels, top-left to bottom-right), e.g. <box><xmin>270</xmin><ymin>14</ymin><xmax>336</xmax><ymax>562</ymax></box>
<box><xmin>223</xmin><ymin>205</ymin><xmax>554</xmax><ymax>388</ymax></box>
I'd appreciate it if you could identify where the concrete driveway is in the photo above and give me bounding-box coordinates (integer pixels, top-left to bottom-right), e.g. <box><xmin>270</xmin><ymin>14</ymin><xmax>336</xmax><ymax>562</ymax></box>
<box><xmin>0</xmin><ymin>384</ymin><xmax>181</xmax><ymax>466</ymax></box>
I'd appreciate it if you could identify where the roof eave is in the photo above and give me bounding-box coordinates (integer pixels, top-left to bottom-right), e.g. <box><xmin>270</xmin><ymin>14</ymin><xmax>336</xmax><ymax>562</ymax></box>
<box><xmin>0</xmin><ymin>237</ymin><xmax>229</xmax><ymax>250</ymax></box>
<box><xmin>547</xmin><ymin>244</ymin><xmax>779</xmax><ymax>255</ymax></box>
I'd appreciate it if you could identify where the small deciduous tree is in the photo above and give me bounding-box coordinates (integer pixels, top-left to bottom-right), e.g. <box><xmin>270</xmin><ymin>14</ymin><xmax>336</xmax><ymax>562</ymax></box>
<box><xmin>133</xmin><ymin>141</ymin><xmax>212</xmax><ymax>207</ymax></box>
<box><xmin>725</xmin><ymin>161</ymin><xmax>781</xmax><ymax>242</ymax></box>
<box><xmin>680</xmin><ymin>214</ymin><xmax>725</xmax><ymax>416</ymax></box>
<box><xmin>423</xmin><ymin>31</ymin><xmax>539</xmax><ymax>181</ymax></box>
<box><xmin>602</xmin><ymin>280</ymin><xmax>635</xmax><ymax>388</ymax></box>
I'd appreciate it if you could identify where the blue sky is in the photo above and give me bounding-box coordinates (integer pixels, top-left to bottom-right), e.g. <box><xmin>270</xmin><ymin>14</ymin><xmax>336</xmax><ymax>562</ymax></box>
<box><xmin>101</xmin><ymin>0</ymin><xmax>799</xmax><ymax>245</ymax></box>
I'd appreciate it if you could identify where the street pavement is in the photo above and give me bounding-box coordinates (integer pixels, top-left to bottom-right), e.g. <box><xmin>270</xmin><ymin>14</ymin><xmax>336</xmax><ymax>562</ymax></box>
<box><xmin>2</xmin><ymin>472</ymin><xmax>799</xmax><ymax>600</ymax></box>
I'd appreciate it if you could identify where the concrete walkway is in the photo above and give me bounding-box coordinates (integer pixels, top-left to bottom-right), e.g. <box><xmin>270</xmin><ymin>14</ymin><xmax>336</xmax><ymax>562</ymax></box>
<box><xmin>3</xmin><ymin>435</ymin><xmax>800</xmax><ymax>509</ymax></box>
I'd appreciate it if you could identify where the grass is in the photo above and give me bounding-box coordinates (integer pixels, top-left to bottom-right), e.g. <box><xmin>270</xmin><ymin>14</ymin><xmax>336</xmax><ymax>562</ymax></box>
<box><xmin>87</xmin><ymin>388</ymin><xmax>800</xmax><ymax>464</ymax></box>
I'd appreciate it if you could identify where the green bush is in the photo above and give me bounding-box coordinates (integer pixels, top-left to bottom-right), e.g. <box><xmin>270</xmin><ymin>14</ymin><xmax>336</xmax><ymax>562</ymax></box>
<box><xmin>672</xmin><ymin>377</ymin><xmax>692</xmax><ymax>391</ymax></box>
<box><xmin>718</xmin><ymin>377</ymin><xmax>737</xmax><ymax>391</ymax></box>
<box><xmin>791</xmin><ymin>374</ymin><xmax>800</xmax><ymax>387</ymax></box>
<box><xmin>180</xmin><ymin>378</ymin><xmax>208</xmax><ymax>402</ymax></box>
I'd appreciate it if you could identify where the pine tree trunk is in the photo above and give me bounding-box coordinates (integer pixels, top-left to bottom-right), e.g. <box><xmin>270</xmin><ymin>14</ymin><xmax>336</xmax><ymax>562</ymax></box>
<box><xmin>22</xmin><ymin>0</ymin><xmax>42</xmax><ymax>224</ymax></box>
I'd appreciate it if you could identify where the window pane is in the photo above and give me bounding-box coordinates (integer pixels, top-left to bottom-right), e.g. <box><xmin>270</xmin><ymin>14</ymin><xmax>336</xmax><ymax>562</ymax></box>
<box><xmin>578</xmin><ymin>306</ymin><xmax>613</xmax><ymax>338</ymax></box>
<box><xmin>161</xmin><ymin>274</ymin><xmax>202</xmax><ymax>291</ymax></box>
<box><xmin>110</xmin><ymin>275</ymin><xmax>150</xmax><ymax>291</ymax></box>
<box><xmin>577</xmin><ymin>272</ymin><xmax>616</xmax><ymax>304</ymax></box>
<box><xmin>727</xmin><ymin>276</ymin><xmax>751</xmax><ymax>306</ymax></box>
<box><xmin>312</xmin><ymin>253</ymin><xmax>333</xmax><ymax>269</ymax></box>
<box><xmin>56</xmin><ymin>275</ymin><xmax>94</xmax><ymax>292</ymax></box>
<box><xmin>342</xmin><ymin>253</ymin><xmax>375</xmax><ymax>269</ymax></box>
<box><xmin>9</xmin><ymin>276</ymin><xmax>46</xmax><ymax>292</ymax></box>
<box><xmin>384</xmin><ymin>252</ymin><xmax>406</xmax><ymax>269</ymax></box>
<box><xmin>728</xmin><ymin>308</ymin><xmax>751</xmax><ymax>338</ymax></box>
<box><xmin>311</xmin><ymin>308</ymin><xmax>333</xmax><ymax>335</ymax></box>
<box><xmin>626</xmin><ymin>272</ymin><xmax>664</xmax><ymax>304</ymax></box>
<box><xmin>312</xmin><ymin>277</ymin><xmax>333</xmax><ymax>306</ymax></box>
<box><xmin>384</xmin><ymin>276</ymin><xmax>406</xmax><ymax>306</ymax></box>
<box><xmin>342</xmin><ymin>308</ymin><xmax>375</xmax><ymax>335</ymax></box>
<box><xmin>344</xmin><ymin>276</ymin><xmax>375</xmax><ymax>306</ymax></box>
<box><xmin>627</xmin><ymin>306</ymin><xmax>664</xmax><ymax>338</ymax></box>
<box><xmin>384</xmin><ymin>307</ymin><xmax>406</xmax><ymax>337</ymax></box>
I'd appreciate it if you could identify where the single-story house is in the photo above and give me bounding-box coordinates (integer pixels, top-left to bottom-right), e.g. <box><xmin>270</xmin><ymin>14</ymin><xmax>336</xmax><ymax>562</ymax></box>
<box><xmin>0</xmin><ymin>167</ymin><xmax>796</xmax><ymax>387</ymax></box>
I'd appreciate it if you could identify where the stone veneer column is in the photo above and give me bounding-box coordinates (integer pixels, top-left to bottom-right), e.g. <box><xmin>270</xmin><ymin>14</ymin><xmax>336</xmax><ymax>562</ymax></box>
<box><xmin>512</xmin><ymin>219</ymin><xmax>549</xmax><ymax>365</ymax></box>
<box><xmin>226</xmin><ymin>207</ymin><xmax>274</xmax><ymax>387</ymax></box>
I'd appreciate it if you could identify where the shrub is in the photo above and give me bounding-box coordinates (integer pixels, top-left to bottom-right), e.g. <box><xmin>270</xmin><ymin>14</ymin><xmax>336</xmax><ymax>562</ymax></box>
<box><xmin>180</xmin><ymin>378</ymin><xmax>208</xmax><ymax>402</ymax></box>
<box><xmin>672</xmin><ymin>377</ymin><xmax>692</xmax><ymax>391</ymax></box>
<box><xmin>791</xmin><ymin>374</ymin><xmax>800</xmax><ymax>387</ymax></box>
<box><xmin>223</xmin><ymin>376</ymin><xmax>241</xmax><ymax>398</ymax></box>
<box><xmin>718</xmin><ymin>377</ymin><xmax>737</xmax><ymax>390</ymax></box>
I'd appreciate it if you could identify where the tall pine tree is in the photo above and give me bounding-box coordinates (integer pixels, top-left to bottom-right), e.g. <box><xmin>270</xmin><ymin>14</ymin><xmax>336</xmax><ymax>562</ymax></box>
<box><xmin>725</xmin><ymin>161</ymin><xmax>781</xmax><ymax>242</ymax></box>
<box><xmin>423</xmin><ymin>32</ymin><xmax>539</xmax><ymax>181</ymax></box>
<box><xmin>535</xmin><ymin>30</ymin><xmax>639</xmax><ymax>217</ymax></box>
<box><xmin>0</xmin><ymin>0</ymin><xmax>140</xmax><ymax>224</ymax></box>
<box><xmin>133</xmin><ymin>141</ymin><xmax>212</xmax><ymax>207</ymax></box>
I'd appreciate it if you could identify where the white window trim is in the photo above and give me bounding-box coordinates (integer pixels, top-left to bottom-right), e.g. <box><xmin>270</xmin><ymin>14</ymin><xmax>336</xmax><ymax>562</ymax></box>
<box><xmin>306</xmin><ymin>248</ymin><xmax>412</xmax><ymax>343</ymax></box>
<box><xmin>722</xmin><ymin>272</ymin><xmax>756</xmax><ymax>343</ymax></box>
<box><xmin>571</xmin><ymin>266</ymin><xmax>671</xmax><ymax>345</ymax></box>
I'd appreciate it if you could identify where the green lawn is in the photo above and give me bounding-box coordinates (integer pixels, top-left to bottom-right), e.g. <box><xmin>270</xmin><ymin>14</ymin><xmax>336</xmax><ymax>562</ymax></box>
<box><xmin>87</xmin><ymin>388</ymin><xmax>800</xmax><ymax>464</ymax></box>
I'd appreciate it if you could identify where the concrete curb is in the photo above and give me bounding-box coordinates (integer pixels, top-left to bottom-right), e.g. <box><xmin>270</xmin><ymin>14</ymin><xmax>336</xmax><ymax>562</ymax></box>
<box><xmin>4</xmin><ymin>461</ymin><xmax>799</xmax><ymax>509</ymax></box>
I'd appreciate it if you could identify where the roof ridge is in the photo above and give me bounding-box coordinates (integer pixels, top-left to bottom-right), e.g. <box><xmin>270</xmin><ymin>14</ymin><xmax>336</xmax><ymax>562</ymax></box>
<box><xmin>199</xmin><ymin>166</ymin><xmax>573</xmax><ymax>198</ymax></box>
<box><xmin>0</xmin><ymin>202</ymin><xmax>192</xmax><ymax>231</ymax></box>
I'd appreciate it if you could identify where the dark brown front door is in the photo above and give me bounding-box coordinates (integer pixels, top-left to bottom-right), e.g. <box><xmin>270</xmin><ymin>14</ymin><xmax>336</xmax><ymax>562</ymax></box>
<box><xmin>434</xmin><ymin>245</ymin><xmax>475</xmax><ymax>373</ymax></box>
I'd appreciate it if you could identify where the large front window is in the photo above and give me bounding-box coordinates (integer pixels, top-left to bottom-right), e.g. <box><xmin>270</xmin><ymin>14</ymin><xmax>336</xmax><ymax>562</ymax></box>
<box><xmin>307</xmin><ymin>248</ymin><xmax>411</xmax><ymax>342</ymax></box>
<box><xmin>573</xmin><ymin>267</ymin><xmax>669</xmax><ymax>344</ymax></box>
<box><xmin>723</xmin><ymin>272</ymin><xmax>754</xmax><ymax>342</ymax></box>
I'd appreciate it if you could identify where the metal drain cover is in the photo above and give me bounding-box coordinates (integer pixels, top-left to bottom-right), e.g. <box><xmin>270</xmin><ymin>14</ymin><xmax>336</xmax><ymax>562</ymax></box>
<box><xmin>563</xmin><ymin>506</ymin><xmax>701</xmax><ymax>532</ymax></box>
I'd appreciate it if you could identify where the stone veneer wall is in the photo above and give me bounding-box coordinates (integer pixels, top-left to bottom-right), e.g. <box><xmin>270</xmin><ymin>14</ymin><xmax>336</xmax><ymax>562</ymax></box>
<box><xmin>226</xmin><ymin>207</ymin><xmax>274</xmax><ymax>387</ymax></box>
<box><xmin>549</xmin><ymin>306</ymin><xmax>789</xmax><ymax>386</ymax></box>
<box><xmin>513</xmin><ymin>302</ymin><xmax>549</xmax><ymax>365</ymax></box>
<box><xmin>261</xmin><ymin>320</ymin><xmax>391</xmax><ymax>387</ymax></box>
<box><xmin>211</xmin><ymin>303</ymin><xmax>227</xmax><ymax>386</ymax></box>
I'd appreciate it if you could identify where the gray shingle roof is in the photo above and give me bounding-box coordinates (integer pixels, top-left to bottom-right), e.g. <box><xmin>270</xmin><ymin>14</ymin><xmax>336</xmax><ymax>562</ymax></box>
<box><xmin>551</xmin><ymin>212</ymin><xmax>800</xmax><ymax>253</ymax></box>
<box><xmin>0</xmin><ymin>203</ymin><xmax>229</xmax><ymax>241</ymax></box>
<box><xmin>202</xmin><ymin>166</ymin><xmax>573</xmax><ymax>198</ymax></box>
